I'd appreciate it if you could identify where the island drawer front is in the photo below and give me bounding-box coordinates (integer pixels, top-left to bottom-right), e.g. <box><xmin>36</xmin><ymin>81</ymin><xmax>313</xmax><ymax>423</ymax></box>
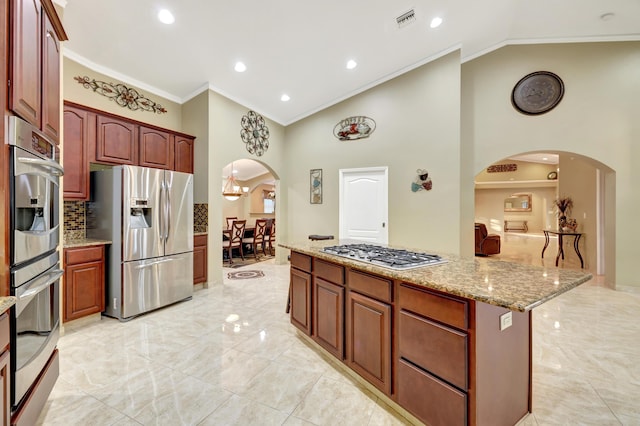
<box><xmin>399</xmin><ymin>310</ymin><xmax>468</xmax><ymax>390</ymax></box>
<box><xmin>397</xmin><ymin>359</ymin><xmax>467</xmax><ymax>426</ymax></box>
<box><xmin>399</xmin><ymin>284</ymin><xmax>468</xmax><ymax>330</ymax></box>
<box><xmin>291</xmin><ymin>252</ymin><xmax>312</xmax><ymax>273</ymax></box>
<box><xmin>65</xmin><ymin>245</ymin><xmax>105</xmax><ymax>265</ymax></box>
<box><xmin>315</xmin><ymin>259</ymin><xmax>344</xmax><ymax>285</ymax></box>
<box><xmin>348</xmin><ymin>270</ymin><xmax>392</xmax><ymax>303</ymax></box>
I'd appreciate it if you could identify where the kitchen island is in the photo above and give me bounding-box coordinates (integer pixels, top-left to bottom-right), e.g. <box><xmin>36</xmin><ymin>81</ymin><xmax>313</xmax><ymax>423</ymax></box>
<box><xmin>280</xmin><ymin>240</ymin><xmax>592</xmax><ymax>426</ymax></box>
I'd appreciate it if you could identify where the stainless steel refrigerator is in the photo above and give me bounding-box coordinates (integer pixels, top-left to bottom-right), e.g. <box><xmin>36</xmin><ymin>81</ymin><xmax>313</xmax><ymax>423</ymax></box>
<box><xmin>87</xmin><ymin>165</ymin><xmax>193</xmax><ymax>320</ymax></box>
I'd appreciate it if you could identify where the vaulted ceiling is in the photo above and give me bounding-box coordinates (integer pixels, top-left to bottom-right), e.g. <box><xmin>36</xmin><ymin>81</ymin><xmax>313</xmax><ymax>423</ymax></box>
<box><xmin>61</xmin><ymin>0</ymin><xmax>640</xmax><ymax>125</ymax></box>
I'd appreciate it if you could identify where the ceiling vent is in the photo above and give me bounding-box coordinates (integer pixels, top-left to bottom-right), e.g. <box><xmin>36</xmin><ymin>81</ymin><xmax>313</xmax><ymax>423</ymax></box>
<box><xmin>396</xmin><ymin>9</ymin><xmax>416</xmax><ymax>28</ymax></box>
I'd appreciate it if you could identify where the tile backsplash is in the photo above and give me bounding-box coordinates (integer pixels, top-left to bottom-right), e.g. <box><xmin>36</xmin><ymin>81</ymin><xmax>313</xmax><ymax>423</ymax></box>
<box><xmin>194</xmin><ymin>203</ymin><xmax>208</xmax><ymax>233</ymax></box>
<box><xmin>64</xmin><ymin>201</ymin><xmax>86</xmax><ymax>241</ymax></box>
<box><xmin>64</xmin><ymin>201</ymin><xmax>208</xmax><ymax>238</ymax></box>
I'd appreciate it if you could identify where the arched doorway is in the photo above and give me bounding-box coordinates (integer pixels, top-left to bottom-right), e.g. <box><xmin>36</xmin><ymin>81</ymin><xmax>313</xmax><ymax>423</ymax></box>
<box><xmin>474</xmin><ymin>151</ymin><xmax>615</xmax><ymax>286</ymax></box>
<box><xmin>221</xmin><ymin>158</ymin><xmax>279</xmax><ymax>266</ymax></box>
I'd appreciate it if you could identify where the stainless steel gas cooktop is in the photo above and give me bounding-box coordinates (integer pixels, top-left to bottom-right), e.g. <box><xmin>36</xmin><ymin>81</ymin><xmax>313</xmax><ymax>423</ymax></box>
<box><xmin>322</xmin><ymin>243</ymin><xmax>447</xmax><ymax>270</ymax></box>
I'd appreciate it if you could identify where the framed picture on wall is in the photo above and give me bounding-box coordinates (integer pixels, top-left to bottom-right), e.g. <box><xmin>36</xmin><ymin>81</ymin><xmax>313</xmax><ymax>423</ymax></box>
<box><xmin>310</xmin><ymin>169</ymin><xmax>322</xmax><ymax>204</ymax></box>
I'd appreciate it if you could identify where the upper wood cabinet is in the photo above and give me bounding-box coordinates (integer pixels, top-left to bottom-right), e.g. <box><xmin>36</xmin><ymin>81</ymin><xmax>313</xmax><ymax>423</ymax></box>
<box><xmin>10</xmin><ymin>0</ymin><xmax>66</xmax><ymax>144</ymax></box>
<box><xmin>96</xmin><ymin>115</ymin><xmax>139</xmax><ymax>165</ymax></box>
<box><xmin>10</xmin><ymin>0</ymin><xmax>42</xmax><ymax>128</ymax></box>
<box><xmin>174</xmin><ymin>136</ymin><xmax>194</xmax><ymax>173</ymax></box>
<box><xmin>63</xmin><ymin>105</ymin><xmax>94</xmax><ymax>200</ymax></box>
<box><xmin>41</xmin><ymin>10</ymin><xmax>61</xmax><ymax>142</ymax></box>
<box><xmin>139</xmin><ymin>126</ymin><xmax>174</xmax><ymax>170</ymax></box>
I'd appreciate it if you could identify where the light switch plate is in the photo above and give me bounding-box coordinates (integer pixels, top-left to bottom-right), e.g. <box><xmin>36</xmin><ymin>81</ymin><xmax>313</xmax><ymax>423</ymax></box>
<box><xmin>500</xmin><ymin>311</ymin><xmax>513</xmax><ymax>331</ymax></box>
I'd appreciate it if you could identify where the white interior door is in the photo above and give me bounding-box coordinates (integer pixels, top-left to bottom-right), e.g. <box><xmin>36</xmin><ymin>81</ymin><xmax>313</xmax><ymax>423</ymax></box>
<box><xmin>339</xmin><ymin>167</ymin><xmax>388</xmax><ymax>244</ymax></box>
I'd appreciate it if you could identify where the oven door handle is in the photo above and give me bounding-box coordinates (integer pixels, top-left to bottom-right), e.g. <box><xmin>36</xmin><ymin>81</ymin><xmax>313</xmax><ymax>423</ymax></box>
<box><xmin>17</xmin><ymin>157</ymin><xmax>64</xmax><ymax>176</ymax></box>
<box><xmin>15</xmin><ymin>269</ymin><xmax>63</xmax><ymax>317</ymax></box>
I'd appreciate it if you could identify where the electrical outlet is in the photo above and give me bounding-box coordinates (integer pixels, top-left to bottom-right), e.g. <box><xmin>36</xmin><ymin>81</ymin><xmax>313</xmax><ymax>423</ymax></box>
<box><xmin>500</xmin><ymin>312</ymin><xmax>513</xmax><ymax>331</ymax></box>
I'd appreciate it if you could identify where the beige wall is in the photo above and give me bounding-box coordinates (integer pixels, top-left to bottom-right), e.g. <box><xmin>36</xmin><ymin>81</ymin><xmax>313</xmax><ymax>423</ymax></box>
<box><xmin>285</xmin><ymin>51</ymin><xmax>462</xmax><ymax>254</ymax></box>
<box><xmin>463</xmin><ymin>41</ymin><xmax>640</xmax><ymax>287</ymax></box>
<box><xmin>558</xmin><ymin>154</ymin><xmax>599</xmax><ymax>271</ymax></box>
<box><xmin>182</xmin><ymin>91</ymin><xmax>209</xmax><ymax>203</ymax></box>
<box><xmin>63</xmin><ymin>58</ymin><xmax>183</xmax><ymax>131</ymax></box>
<box><xmin>475</xmin><ymin>186</ymin><xmax>557</xmax><ymax>235</ymax></box>
<box><xmin>205</xmin><ymin>90</ymin><xmax>287</xmax><ymax>284</ymax></box>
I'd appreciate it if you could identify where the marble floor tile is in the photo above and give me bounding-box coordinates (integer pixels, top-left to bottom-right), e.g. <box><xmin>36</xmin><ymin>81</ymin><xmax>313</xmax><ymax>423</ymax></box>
<box><xmin>39</xmin><ymin>234</ymin><xmax>640</xmax><ymax>425</ymax></box>
<box><xmin>199</xmin><ymin>394</ymin><xmax>289</xmax><ymax>426</ymax></box>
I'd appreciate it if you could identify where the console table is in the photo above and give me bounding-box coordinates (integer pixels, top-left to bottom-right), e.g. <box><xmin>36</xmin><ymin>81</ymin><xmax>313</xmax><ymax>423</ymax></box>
<box><xmin>504</xmin><ymin>220</ymin><xmax>528</xmax><ymax>232</ymax></box>
<box><xmin>542</xmin><ymin>230</ymin><xmax>584</xmax><ymax>268</ymax></box>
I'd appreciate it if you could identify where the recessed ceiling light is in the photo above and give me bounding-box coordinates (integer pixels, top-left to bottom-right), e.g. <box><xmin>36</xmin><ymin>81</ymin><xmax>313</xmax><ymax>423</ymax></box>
<box><xmin>542</xmin><ymin>157</ymin><xmax>549</xmax><ymax>161</ymax></box>
<box><xmin>281</xmin><ymin>94</ymin><xmax>290</xmax><ymax>102</ymax></box>
<box><xmin>157</xmin><ymin>9</ymin><xmax>175</xmax><ymax>25</ymax></box>
<box><xmin>346</xmin><ymin>59</ymin><xmax>357</xmax><ymax>70</ymax></box>
<box><xmin>234</xmin><ymin>62</ymin><xmax>247</xmax><ymax>73</ymax></box>
<box><xmin>430</xmin><ymin>17</ymin><xmax>443</xmax><ymax>28</ymax></box>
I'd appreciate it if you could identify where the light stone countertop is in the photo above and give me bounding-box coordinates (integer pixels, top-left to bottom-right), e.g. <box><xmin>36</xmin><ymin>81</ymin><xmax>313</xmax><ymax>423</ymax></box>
<box><xmin>63</xmin><ymin>238</ymin><xmax>112</xmax><ymax>249</ymax></box>
<box><xmin>280</xmin><ymin>239</ymin><xmax>593</xmax><ymax>312</ymax></box>
<box><xmin>0</xmin><ymin>297</ymin><xmax>16</xmax><ymax>313</ymax></box>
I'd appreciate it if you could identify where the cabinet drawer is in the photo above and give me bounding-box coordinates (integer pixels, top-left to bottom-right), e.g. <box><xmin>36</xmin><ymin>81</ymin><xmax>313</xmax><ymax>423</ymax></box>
<box><xmin>0</xmin><ymin>313</ymin><xmax>8</xmax><ymax>351</ymax></box>
<box><xmin>397</xmin><ymin>359</ymin><xmax>467</xmax><ymax>426</ymax></box>
<box><xmin>399</xmin><ymin>310</ymin><xmax>467</xmax><ymax>390</ymax></box>
<box><xmin>315</xmin><ymin>259</ymin><xmax>344</xmax><ymax>285</ymax></box>
<box><xmin>348</xmin><ymin>270</ymin><xmax>392</xmax><ymax>303</ymax></box>
<box><xmin>65</xmin><ymin>245</ymin><xmax>105</xmax><ymax>265</ymax></box>
<box><xmin>291</xmin><ymin>251</ymin><xmax>312</xmax><ymax>273</ymax></box>
<box><xmin>194</xmin><ymin>234</ymin><xmax>208</xmax><ymax>247</ymax></box>
<box><xmin>399</xmin><ymin>284</ymin><xmax>468</xmax><ymax>330</ymax></box>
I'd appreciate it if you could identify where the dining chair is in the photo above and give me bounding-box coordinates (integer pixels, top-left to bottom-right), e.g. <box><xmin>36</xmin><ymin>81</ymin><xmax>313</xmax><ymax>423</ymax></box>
<box><xmin>268</xmin><ymin>219</ymin><xmax>276</xmax><ymax>255</ymax></box>
<box><xmin>223</xmin><ymin>220</ymin><xmax>246</xmax><ymax>263</ymax></box>
<box><xmin>243</xmin><ymin>219</ymin><xmax>267</xmax><ymax>259</ymax></box>
<box><xmin>225</xmin><ymin>216</ymin><xmax>238</xmax><ymax>230</ymax></box>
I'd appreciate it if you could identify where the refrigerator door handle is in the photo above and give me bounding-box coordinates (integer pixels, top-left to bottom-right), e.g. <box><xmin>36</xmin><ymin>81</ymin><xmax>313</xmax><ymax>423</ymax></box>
<box><xmin>160</xmin><ymin>180</ymin><xmax>167</xmax><ymax>243</ymax></box>
<box><xmin>166</xmin><ymin>182</ymin><xmax>171</xmax><ymax>240</ymax></box>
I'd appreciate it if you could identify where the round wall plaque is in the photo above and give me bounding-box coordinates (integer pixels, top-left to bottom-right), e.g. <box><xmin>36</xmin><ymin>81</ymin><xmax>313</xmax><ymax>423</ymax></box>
<box><xmin>511</xmin><ymin>71</ymin><xmax>564</xmax><ymax>115</ymax></box>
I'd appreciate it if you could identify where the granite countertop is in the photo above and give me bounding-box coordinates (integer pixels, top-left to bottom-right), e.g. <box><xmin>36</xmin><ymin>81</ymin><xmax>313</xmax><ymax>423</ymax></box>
<box><xmin>0</xmin><ymin>296</ymin><xmax>17</xmax><ymax>313</ymax></box>
<box><xmin>63</xmin><ymin>237</ymin><xmax>112</xmax><ymax>248</ymax></box>
<box><xmin>194</xmin><ymin>231</ymin><xmax>208</xmax><ymax>236</ymax></box>
<box><xmin>280</xmin><ymin>239</ymin><xmax>593</xmax><ymax>312</ymax></box>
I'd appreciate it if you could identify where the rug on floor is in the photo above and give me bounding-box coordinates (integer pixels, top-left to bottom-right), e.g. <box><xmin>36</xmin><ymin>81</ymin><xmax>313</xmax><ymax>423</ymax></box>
<box><xmin>227</xmin><ymin>270</ymin><xmax>265</xmax><ymax>280</ymax></box>
<box><xmin>225</xmin><ymin>254</ymin><xmax>274</xmax><ymax>269</ymax></box>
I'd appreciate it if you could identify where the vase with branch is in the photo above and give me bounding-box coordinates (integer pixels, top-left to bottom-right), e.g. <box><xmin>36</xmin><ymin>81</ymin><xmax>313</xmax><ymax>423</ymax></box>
<box><xmin>554</xmin><ymin>196</ymin><xmax>573</xmax><ymax>230</ymax></box>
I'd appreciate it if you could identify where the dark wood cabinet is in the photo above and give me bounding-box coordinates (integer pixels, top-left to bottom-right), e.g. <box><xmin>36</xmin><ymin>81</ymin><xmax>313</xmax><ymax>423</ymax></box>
<box><xmin>290</xmin><ymin>254</ymin><xmax>312</xmax><ymax>335</ymax></box>
<box><xmin>10</xmin><ymin>0</ymin><xmax>42</xmax><ymax>128</ymax></box>
<box><xmin>63</xmin><ymin>245</ymin><xmax>105</xmax><ymax>322</ymax></box>
<box><xmin>174</xmin><ymin>136</ymin><xmax>194</xmax><ymax>173</ymax></box>
<box><xmin>96</xmin><ymin>115</ymin><xmax>138</xmax><ymax>165</ymax></box>
<box><xmin>41</xmin><ymin>10</ymin><xmax>60</xmax><ymax>142</ymax></box>
<box><xmin>0</xmin><ymin>313</ymin><xmax>9</xmax><ymax>426</ymax></box>
<box><xmin>10</xmin><ymin>0</ymin><xmax>64</xmax><ymax>143</ymax></box>
<box><xmin>139</xmin><ymin>126</ymin><xmax>173</xmax><ymax>170</ymax></box>
<box><xmin>193</xmin><ymin>234</ymin><xmax>208</xmax><ymax>285</ymax></box>
<box><xmin>63</xmin><ymin>101</ymin><xmax>196</xmax><ymax>200</ymax></box>
<box><xmin>396</xmin><ymin>284</ymin><xmax>469</xmax><ymax>425</ymax></box>
<box><xmin>346</xmin><ymin>289</ymin><xmax>391</xmax><ymax>395</ymax></box>
<box><xmin>312</xmin><ymin>277</ymin><xmax>344</xmax><ymax>359</ymax></box>
<box><xmin>63</xmin><ymin>105</ymin><xmax>93</xmax><ymax>200</ymax></box>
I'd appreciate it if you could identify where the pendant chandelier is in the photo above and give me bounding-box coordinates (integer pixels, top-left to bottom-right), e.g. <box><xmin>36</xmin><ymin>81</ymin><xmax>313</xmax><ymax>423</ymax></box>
<box><xmin>222</xmin><ymin>162</ymin><xmax>244</xmax><ymax>201</ymax></box>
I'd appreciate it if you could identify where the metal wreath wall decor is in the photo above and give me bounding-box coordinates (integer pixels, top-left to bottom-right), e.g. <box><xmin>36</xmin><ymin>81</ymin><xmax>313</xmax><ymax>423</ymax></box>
<box><xmin>241</xmin><ymin>110</ymin><xmax>270</xmax><ymax>156</ymax></box>
<box><xmin>74</xmin><ymin>76</ymin><xmax>167</xmax><ymax>114</ymax></box>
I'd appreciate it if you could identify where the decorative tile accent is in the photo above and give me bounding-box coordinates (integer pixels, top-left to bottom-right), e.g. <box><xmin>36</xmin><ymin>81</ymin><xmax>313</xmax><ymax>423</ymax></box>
<box><xmin>194</xmin><ymin>203</ymin><xmax>208</xmax><ymax>233</ymax></box>
<box><xmin>64</xmin><ymin>201</ymin><xmax>87</xmax><ymax>241</ymax></box>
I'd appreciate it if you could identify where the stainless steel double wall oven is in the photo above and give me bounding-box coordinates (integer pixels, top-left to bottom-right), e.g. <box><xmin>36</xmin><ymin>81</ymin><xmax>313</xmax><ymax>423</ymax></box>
<box><xmin>8</xmin><ymin>116</ymin><xmax>63</xmax><ymax>409</ymax></box>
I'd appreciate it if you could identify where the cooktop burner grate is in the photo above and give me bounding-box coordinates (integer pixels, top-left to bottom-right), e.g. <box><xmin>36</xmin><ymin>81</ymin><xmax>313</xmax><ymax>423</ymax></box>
<box><xmin>321</xmin><ymin>244</ymin><xmax>447</xmax><ymax>270</ymax></box>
